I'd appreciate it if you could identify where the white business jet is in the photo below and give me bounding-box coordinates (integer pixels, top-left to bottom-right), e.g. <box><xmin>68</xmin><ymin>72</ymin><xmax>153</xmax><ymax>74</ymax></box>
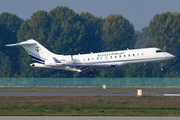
<box><xmin>6</xmin><ymin>39</ymin><xmax>175</xmax><ymax>78</ymax></box>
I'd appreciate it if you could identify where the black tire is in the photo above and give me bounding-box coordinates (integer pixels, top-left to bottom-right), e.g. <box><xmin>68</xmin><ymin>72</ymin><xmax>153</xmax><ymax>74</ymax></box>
<box><xmin>89</xmin><ymin>72</ymin><xmax>94</xmax><ymax>78</ymax></box>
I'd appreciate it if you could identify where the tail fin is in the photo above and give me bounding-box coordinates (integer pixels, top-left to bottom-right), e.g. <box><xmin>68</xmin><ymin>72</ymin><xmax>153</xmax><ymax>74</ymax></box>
<box><xmin>6</xmin><ymin>39</ymin><xmax>56</xmax><ymax>63</ymax></box>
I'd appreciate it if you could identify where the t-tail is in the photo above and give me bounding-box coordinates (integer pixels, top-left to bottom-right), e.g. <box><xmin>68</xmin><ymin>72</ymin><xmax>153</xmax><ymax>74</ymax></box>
<box><xmin>6</xmin><ymin>39</ymin><xmax>57</xmax><ymax>63</ymax></box>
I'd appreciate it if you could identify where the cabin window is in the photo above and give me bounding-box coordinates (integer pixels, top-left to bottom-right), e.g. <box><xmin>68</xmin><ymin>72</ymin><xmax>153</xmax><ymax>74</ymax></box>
<box><xmin>84</xmin><ymin>58</ymin><xmax>85</xmax><ymax>61</ymax></box>
<box><xmin>92</xmin><ymin>58</ymin><xmax>94</xmax><ymax>60</ymax></box>
<box><xmin>101</xmin><ymin>57</ymin><xmax>103</xmax><ymax>60</ymax></box>
<box><xmin>133</xmin><ymin>54</ymin><xmax>135</xmax><ymax>56</ymax></box>
<box><xmin>137</xmin><ymin>53</ymin><xmax>139</xmax><ymax>56</ymax></box>
<box><xmin>97</xmin><ymin>57</ymin><xmax>99</xmax><ymax>60</ymax></box>
<box><xmin>128</xmin><ymin>54</ymin><xmax>130</xmax><ymax>57</ymax></box>
<box><xmin>142</xmin><ymin>53</ymin><xmax>143</xmax><ymax>56</ymax></box>
<box><xmin>124</xmin><ymin>55</ymin><xmax>126</xmax><ymax>57</ymax></box>
<box><xmin>88</xmin><ymin>58</ymin><xmax>90</xmax><ymax>61</ymax></box>
<box><xmin>115</xmin><ymin>56</ymin><xmax>117</xmax><ymax>58</ymax></box>
<box><xmin>119</xmin><ymin>55</ymin><xmax>121</xmax><ymax>58</ymax></box>
<box><xmin>110</xmin><ymin>56</ymin><xmax>112</xmax><ymax>59</ymax></box>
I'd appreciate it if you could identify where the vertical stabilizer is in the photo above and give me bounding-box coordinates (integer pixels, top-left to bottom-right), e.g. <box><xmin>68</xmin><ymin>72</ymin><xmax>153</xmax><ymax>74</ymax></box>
<box><xmin>6</xmin><ymin>39</ymin><xmax>56</xmax><ymax>63</ymax></box>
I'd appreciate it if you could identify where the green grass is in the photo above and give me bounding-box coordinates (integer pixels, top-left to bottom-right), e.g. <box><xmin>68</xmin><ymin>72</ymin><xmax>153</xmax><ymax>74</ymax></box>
<box><xmin>0</xmin><ymin>87</ymin><xmax>180</xmax><ymax>92</ymax></box>
<box><xmin>0</xmin><ymin>96</ymin><xmax>180</xmax><ymax>116</ymax></box>
<box><xmin>1</xmin><ymin>105</ymin><xmax>180</xmax><ymax>116</ymax></box>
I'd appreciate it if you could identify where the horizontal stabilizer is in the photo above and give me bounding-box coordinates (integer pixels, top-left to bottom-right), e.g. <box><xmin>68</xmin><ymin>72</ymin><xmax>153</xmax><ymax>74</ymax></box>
<box><xmin>6</xmin><ymin>42</ymin><xmax>36</xmax><ymax>46</ymax></box>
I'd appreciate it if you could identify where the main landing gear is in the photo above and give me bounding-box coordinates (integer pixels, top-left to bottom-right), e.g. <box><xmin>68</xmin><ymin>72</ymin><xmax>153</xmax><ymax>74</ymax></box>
<box><xmin>89</xmin><ymin>72</ymin><xmax>94</xmax><ymax>78</ymax></box>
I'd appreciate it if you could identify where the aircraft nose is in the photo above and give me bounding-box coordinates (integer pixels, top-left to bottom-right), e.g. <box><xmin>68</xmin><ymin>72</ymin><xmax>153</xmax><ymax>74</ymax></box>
<box><xmin>166</xmin><ymin>53</ymin><xmax>175</xmax><ymax>60</ymax></box>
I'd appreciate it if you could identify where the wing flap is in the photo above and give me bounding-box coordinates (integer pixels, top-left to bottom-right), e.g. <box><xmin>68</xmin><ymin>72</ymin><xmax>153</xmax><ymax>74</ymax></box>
<box><xmin>65</xmin><ymin>64</ymin><xmax>111</xmax><ymax>67</ymax></box>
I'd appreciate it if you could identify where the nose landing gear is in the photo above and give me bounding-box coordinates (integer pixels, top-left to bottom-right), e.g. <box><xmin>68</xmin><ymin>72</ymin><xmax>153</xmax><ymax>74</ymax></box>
<box><xmin>161</xmin><ymin>63</ymin><xmax>164</xmax><ymax>71</ymax></box>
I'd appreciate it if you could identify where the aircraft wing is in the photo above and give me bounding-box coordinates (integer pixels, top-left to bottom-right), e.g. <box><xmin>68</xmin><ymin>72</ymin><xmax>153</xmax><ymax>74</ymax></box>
<box><xmin>65</xmin><ymin>64</ymin><xmax>111</xmax><ymax>67</ymax></box>
<box><xmin>65</xmin><ymin>63</ymin><xmax>115</xmax><ymax>73</ymax></box>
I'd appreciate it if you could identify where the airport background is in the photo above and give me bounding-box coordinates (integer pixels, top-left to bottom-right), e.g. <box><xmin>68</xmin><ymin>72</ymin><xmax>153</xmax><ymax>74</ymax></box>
<box><xmin>0</xmin><ymin>7</ymin><xmax>179</xmax><ymax>78</ymax></box>
<box><xmin>1</xmin><ymin>2</ymin><xmax>180</xmax><ymax>118</ymax></box>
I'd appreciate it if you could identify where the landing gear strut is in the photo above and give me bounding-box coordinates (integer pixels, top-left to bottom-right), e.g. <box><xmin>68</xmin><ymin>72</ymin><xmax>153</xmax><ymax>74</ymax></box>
<box><xmin>89</xmin><ymin>72</ymin><xmax>94</xmax><ymax>78</ymax></box>
<box><xmin>75</xmin><ymin>72</ymin><xmax>79</xmax><ymax>78</ymax></box>
<box><xmin>160</xmin><ymin>63</ymin><xmax>164</xmax><ymax>71</ymax></box>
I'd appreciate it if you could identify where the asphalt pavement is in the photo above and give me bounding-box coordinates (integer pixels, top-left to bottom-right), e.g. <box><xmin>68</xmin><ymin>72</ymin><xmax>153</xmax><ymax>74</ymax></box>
<box><xmin>0</xmin><ymin>91</ymin><xmax>180</xmax><ymax>96</ymax></box>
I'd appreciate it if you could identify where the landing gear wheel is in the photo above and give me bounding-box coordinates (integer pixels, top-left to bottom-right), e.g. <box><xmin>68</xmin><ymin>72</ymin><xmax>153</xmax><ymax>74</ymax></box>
<box><xmin>89</xmin><ymin>72</ymin><xmax>94</xmax><ymax>78</ymax></box>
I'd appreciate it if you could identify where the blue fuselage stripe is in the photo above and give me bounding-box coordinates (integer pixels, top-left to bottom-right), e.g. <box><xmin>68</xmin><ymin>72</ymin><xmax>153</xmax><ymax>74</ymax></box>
<box><xmin>29</xmin><ymin>55</ymin><xmax>45</xmax><ymax>63</ymax></box>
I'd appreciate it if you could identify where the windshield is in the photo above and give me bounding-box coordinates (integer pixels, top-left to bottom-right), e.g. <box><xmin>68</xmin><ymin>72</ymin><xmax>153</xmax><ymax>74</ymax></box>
<box><xmin>156</xmin><ymin>50</ymin><xmax>165</xmax><ymax>53</ymax></box>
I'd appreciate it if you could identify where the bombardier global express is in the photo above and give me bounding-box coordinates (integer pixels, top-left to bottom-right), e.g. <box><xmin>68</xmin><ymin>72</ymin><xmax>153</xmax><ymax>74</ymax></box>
<box><xmin>6</xmin><ymin>39</ymin><xmax>175</xmax><ymax>78</ymax></box>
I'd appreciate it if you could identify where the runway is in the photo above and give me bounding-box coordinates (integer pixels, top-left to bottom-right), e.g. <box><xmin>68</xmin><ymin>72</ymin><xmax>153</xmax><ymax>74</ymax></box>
<box><xmin>0</xmin><ymin>91</ymin><xmax>179</xmax><ymax>96</ymax></box>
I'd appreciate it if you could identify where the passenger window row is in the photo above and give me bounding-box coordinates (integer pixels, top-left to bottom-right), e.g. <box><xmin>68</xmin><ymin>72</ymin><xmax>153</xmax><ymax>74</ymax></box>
<box><xmin>83</xmin><ymin>53</ymin><xmax>144</xmax><ymax>61</ymax></box>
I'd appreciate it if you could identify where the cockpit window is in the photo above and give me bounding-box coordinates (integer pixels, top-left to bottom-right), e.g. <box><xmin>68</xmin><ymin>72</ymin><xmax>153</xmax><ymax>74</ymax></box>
<box><xmin>156</xmin><ymin>50</ymin><xmax>165</xmax><ymax>53</ymax></box>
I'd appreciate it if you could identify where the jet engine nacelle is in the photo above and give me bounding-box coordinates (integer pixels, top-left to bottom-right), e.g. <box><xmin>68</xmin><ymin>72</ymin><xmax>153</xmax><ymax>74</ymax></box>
<box><xmin>60</xmin><ymin>56</ymin><xmax>73</xmax><ymax>64</ymax></box>
<box><xmin>45</xmin><ymin>60</ymin><xmax>62</xmax><ymax>66</ymax></box>
<box><xmin>45</xmin><ymin>55</ymin><xmax>73</xmax><ymax>66</ymax></box>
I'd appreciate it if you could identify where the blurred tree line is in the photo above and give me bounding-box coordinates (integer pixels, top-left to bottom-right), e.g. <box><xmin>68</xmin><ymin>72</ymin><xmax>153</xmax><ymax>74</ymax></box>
<box><xmin>0</xmin><ymin>7</ymin><xmax>179</xmax><ymax>78</ymax></box>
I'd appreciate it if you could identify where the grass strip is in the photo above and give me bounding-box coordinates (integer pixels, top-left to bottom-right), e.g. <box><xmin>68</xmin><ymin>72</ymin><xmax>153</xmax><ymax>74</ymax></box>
<box><xmin>0</xmin><ymin>105</ymin><xmax>180</xmax><ymax>116</ymax></box>
<box><xmin>0</xmin><ymin>96</ymin><xmax>180</xmax><ymax>116</ymax></box>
